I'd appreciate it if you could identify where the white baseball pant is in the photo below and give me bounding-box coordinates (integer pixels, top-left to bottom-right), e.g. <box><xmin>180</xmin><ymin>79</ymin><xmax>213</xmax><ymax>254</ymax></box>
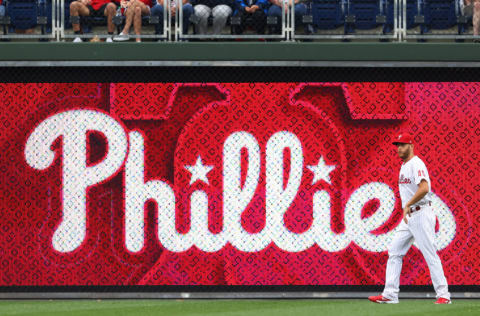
<box><xmin>382</xmin><ymin>206</ymin><xmax>450</xmax><ymax>301</ymax></box>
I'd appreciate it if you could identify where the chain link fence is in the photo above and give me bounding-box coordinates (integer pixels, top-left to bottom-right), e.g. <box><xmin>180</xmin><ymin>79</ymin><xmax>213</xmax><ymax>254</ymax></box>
<box><xmin>0</xmin><ymin>0</ymin><xmax>479</xmax><ymax>41</ymax></box>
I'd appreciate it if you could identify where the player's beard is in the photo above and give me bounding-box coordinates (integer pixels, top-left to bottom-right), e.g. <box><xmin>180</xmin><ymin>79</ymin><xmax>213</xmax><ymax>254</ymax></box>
<box><xmin>399</xmin><ymin>146</ymin><xmax>411</xmax><ymax>160</ymax></box>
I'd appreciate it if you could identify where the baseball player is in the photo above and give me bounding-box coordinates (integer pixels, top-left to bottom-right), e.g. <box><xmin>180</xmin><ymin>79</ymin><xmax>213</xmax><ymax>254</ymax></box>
<box><xmin>368</xmin><ymin>133</ymin><xmax>451</xmax><ymax>304</ymax></box>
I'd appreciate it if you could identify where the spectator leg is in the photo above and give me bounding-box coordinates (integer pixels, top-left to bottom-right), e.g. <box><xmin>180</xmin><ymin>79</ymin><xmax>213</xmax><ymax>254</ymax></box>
<box><xmin>212</xmin><ymin>4</ymin><xmax>232</xmax><ymax>34</ymax></box>
<box><xmin>104</xmin><ymin>3</ymin><xmax>117</xmax><ymax>33</ymax></box>
<box><xmin>70</xmin><ymin>1</ymin><xmax>91</xmax><ymax>32</ymax></box>
<box><xmin>0</xmin><ymin>4</ymin><xmax>4</xmax><ymax>36</ymax></box>
<box><xmin>133</xmin><ymin>5</ymin><xmax>143</xmax><ymax>40</ymax></box>
<box><xmin>151</xmin><ymin>4</ymin><xmax>164</xmax><ymax>34</ymax></box>
<box><xmin>123</xmin><ymin>4</ymin><xmax>136</xmax><ymax>34</ymax></box>
<box><xmin>474</xmin><ymin>1</ymin><xmax>480</xmax><ymax>36</ymax></box>
<box><xmin>182</xmin><ymin>3</ymin><xmax>193</xmax><ymax>34</ymax></box>
<box><xmin>267</xmin><ymin>5</ymin><xmax>281</xmax><ymax>34</ymax></box>
<box><xmin>233</xmin><ymin>10</ymin><xmax>247</xmax><ymax>35</ymax></box>
<box><xmin>294</xmin><ymin>3</ymin><xmax>306</xmax><ymax>29</ymax></box>
<box><xmin>133</xmin><ymin>2</ymin><xmax>149</xmax><ymax>41</ymax></box>
<box><xmin>194</xmin><ymin>4</ymin><xmax>211</xmax><ymax>34</ymax></box>
<box><xmin>252</xmin><ymin>10</ymin><xmax>266</xmax><ymax>34</ymax></box>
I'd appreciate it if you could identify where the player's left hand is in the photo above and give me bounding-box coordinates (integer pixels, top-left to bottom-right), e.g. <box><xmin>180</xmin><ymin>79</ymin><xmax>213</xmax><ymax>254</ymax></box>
<box><xmin>403</xmin><ymin>206</ymin><xmax>412</xmax><ymax>224</ymax></box>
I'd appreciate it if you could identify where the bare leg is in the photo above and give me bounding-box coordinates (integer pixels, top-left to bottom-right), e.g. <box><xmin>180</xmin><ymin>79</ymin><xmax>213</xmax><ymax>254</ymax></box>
<box><xmin>104</xmin><ymin>3</ymin><xmax>117</xmax><ymax>33</ymax></box>
<box><xmin>122</xmin><ymin>5</ymin><xmax>135</xmax><ymax>34</ymax></box>
<box><xmin>70</xmin><ymin>1</ymin><xmax>90</xmax><ymax>32</ymax></box>
<box><xmin>474</xmin><ymin>1</ymin><xmax>480</xmax><ymax>36</ymax></box>
<box><xmin>133</xmin><ymin>2</ymin><xmax>150</xmax><ymax>42</ymax></box>
<box><xmin>133</xmin><ymin>5</ymin><xmax>142</xmax><ymax>39</ymax></box>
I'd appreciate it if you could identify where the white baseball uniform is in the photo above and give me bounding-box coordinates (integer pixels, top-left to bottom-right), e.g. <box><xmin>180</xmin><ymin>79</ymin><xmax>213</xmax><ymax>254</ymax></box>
<box><xmin>382</xmin><ymin>155</ymin><xmax>450</xmax><ymax>301</ymax></box>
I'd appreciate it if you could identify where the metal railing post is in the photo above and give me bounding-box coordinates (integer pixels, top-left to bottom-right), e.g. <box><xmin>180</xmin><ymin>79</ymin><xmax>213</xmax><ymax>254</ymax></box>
<box><xmin>402</xmin><ymin>0</ymin><xmax>406</xmax><ymax>41</ymax></box>
<box><xmin>61</xmin><ymin>0</ymin><xmax>65</xmax><ymax>40</ymax></box>
<box><xmin>176</xmin><ymin>0</ymin><xmax>180</xmax><ymax>41</ymax></box>
<box><xmin>289</xmin><ymin>0</ymin><xmax>294</xmax><ymax>41</ymax></box>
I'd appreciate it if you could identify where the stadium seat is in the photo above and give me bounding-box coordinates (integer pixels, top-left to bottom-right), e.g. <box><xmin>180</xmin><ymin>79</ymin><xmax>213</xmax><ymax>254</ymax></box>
<box><xmin>38</xmin><ymin>0</ymin><xmax>52</xmax><ymax>33</ymax></box>
<box><xmin>112</xmin><ymin>14</ymin><xmax>160</xmax><ymax>34</ymax></box>
<box><xmin>189</xmin><ymin>14</ymin><xmax>232</xmax><ymax>35</ymax></box>
<box><xmin>456</xmin><ymin>1</ymin><xmax>470</xmax><ymax>35</ymax></box>
<box><xmin>405</xmin><ymin>0</ymin><xmax>422</xmax><ymax>29</ymax></box>
<box><xmin>230</xmin><ymin>14</ymin><xmax>273</xmax><ymax>35</ymax></box>
<box><xmin>63</xmin><ymin>0</ymin><xmax>74</xmax><ymax>29</ymax></box>
<box><xmin>311</xmin><ymin>0</ymin><xmax>346</xmax><ymax>30</ymax></box>
<box><xmin>409</xmin><ymin>0</ymin><xmax>465</xmax><ymax>35</ymax></box>
<box><xmin>7</xmin><ymin>0</ymin><xmax>38</xmax><ymax>30</ymax></box>
<box><xmin>423</xmin><ymin>0</ymin><xmax>457</xmax><ymax>30</ymax></box>
<box><xmin>72</xmin><ymin>11</ymin><xmax>159</xmax><ymax>36</ymax></box>
<box><xmin>1</xmin><ymin>1</ymin><xmax>11</xmax><ymax>36</ymax></box>
<box><xmin>346</xmin><ymin>0</ymin><xmax>383</xmax><ymax>30</ymax></box>
<box><xmin>299</xmin><ymin>3</ymin><xmax>315</xmax><ymax>35</ymax></box>
<box><xmin>72</xmin><ymin>6</ymin><xmax>113</xmax><ymax>34</ymax></box>
<box><xmin>5</xmin><ymin>0</ymin><xmax>49</xmax><ymax>35</ymax></box>
<box><xmin>383</xmin><ymin>0</ymin><xmax>394</xmax><ymax>33</ymax></box>
<box><xmin>67</xmin><ymin>1</ymin><xmax>161</xmax><ymax>32</ymax></box>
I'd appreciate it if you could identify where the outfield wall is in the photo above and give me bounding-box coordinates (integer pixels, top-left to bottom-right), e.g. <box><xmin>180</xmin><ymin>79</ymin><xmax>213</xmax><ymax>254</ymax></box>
<box><xmin>0</xmin><ymin>49</ymin><xmax>479</xmax><ymax>298</ymax></box>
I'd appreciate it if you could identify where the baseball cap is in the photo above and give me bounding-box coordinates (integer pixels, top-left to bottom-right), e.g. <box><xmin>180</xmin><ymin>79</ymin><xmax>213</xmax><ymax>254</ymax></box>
<box><xmin>392</xmin><ymin>133</ymin><xmax>413</xmax><ymax>145</ymax></box>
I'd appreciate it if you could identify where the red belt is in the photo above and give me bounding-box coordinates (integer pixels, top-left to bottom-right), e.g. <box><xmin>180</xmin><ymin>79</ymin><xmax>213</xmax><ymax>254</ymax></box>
<box><xmin>410</xmin><ymin>201</ymin><xmax>432</xmax><ymax>213</ymax></box>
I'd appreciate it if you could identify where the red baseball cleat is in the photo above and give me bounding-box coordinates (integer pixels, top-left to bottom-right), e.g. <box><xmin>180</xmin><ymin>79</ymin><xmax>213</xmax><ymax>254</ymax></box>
<box><xmin>368</xmin><ymin>295</ymin><xmax>399</xmax><ymax>304</ymax></box>
<box><xmin>434</xmin><ymin>297</ymin><xmax>452</xmax><ymax>304</ymax></box>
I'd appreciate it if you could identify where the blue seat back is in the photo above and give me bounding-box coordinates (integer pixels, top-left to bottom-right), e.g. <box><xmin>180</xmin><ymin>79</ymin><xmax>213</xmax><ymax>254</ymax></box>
<box><xmin>423</xmin><ymin>0</ymin><xmax>456</xmax><ymax>29</ymax></box>
<box><xmin>38</xmin><ymin>0</ymin><xmax>52</xmax><ymax>32</ymax></box>
<box><xmin>7</xmin><ymin>0</ymin><xmax>38</xmax><ymax>29</ymax></box>
<box><xmin>384</xmin><ymin>0</ymin><xmax>394</xmax><ymax>28</ymax></box>
<box><xmin>348</xmin><ymin>0</ymin><xmax>381</xmax><ymax>29</ymax></box>
<box><xmin>312</xmin><ymin>0</ymin><xmax>345</xmax><ymax>30</ymax></box>
<box><xmin>406</xmin><ymin>0</ymin><xmax>420</xmax><ymax>29</ymax></box>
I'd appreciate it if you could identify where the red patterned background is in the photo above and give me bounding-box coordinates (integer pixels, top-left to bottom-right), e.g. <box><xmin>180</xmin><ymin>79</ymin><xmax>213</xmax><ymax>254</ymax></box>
<box><xmin>0</xmin><ymin>82</ymin><xmax>478</xmax><ymax>286</ymax></box>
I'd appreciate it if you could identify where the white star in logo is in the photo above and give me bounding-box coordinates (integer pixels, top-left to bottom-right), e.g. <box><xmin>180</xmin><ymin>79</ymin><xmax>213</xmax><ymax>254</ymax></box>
<box><xmin>307</xmin><ymin>156</ymin><xmax>336</xmax><ymax>185</ymax></box>
<box><xmin>184</xmin><ymin>155</ymin><xmax>214</xmax><ymax>185</ymax></box>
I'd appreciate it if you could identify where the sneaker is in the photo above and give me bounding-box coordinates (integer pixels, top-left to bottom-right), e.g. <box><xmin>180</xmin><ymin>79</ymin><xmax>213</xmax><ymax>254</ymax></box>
<box><xmin>113</xmin><ymin>32</ymin><xmax>129</xmax><ymax>41</ymax></box>
<box><xmin>73</xmin><ymin>37</ymin><xmax>83</xmax><ymax>43</ymax></box>
<box><xmin>434</xmin><ymin>297</ymin><xmax>451</xmax><ymax>304</ymax></box>
<box><xmin>368</xmin><ymin>295</ymin><xmax>399</xmax><ymax>304</ymax></box>
<box><xmin>105</xmin><ymin>37</ymin><xmax>113</xmax><ymax>43</ymax></box>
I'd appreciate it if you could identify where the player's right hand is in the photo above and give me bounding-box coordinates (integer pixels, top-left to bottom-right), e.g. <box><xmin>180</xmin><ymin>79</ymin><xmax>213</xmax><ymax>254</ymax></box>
<box><xmin>403</xmin><ymin>206</ymin><xmax>412</xmax><ymax>224</ymax></box>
